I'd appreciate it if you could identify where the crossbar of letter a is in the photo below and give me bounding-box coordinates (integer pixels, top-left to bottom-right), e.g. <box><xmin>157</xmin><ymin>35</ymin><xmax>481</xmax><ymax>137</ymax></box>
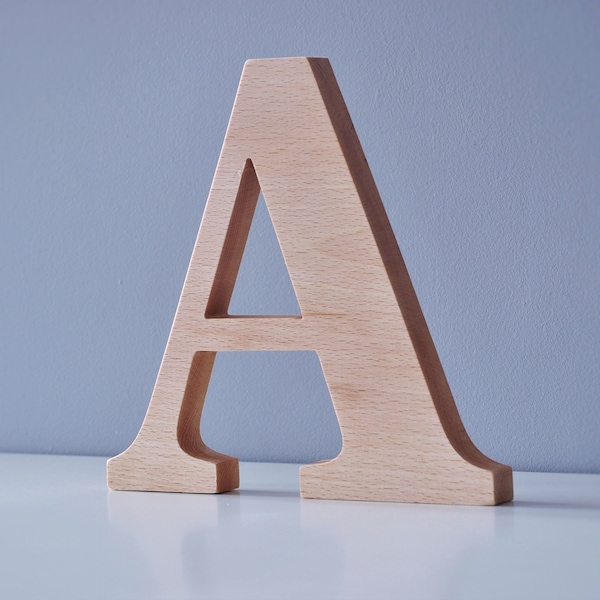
<box><xmin>107</xmin><ymin>57</ymin><xmax>513</xmax><ymax>505</ymax></box>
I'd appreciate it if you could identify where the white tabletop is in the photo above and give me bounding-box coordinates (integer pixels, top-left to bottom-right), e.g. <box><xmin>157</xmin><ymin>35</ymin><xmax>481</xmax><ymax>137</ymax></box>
<box><xmin>0</xmin><ymin>453</ymin><xmax>598</xmax><ymax>599</ymax></box>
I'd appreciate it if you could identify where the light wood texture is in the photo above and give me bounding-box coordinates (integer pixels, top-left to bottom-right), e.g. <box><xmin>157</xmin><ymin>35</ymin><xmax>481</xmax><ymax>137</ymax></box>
<box><xmin>107</xmin><ymin>57</ymin><xmax>513</xmax><ymax>505</ymax></box>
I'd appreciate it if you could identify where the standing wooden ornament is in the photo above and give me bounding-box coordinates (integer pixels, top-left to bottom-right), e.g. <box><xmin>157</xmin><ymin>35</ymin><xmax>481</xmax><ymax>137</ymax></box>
<box><xmin>107</xmin><ymin>57</ymin><xmax>513</xmax><ymax>505</ymax></box>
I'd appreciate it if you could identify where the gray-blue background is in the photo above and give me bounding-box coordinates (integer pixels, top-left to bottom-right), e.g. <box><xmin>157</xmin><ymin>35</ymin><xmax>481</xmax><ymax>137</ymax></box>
<box><xmin>1</xmin><ymin>1</ymin><xmax>598</xmax><ymax>471</ymax></box>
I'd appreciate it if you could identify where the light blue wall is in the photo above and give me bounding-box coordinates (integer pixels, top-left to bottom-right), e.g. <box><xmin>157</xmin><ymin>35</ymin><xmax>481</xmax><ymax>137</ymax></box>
<box><xmin>1</xmin><ymin>1</ymin><xmax>598</xmax><ymax>471</ymax></box>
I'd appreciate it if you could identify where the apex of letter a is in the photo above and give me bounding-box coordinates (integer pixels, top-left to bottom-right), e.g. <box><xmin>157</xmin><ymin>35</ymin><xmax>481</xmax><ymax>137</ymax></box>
<box><xmin>107</xmin><ymin>58</ymin><xmax>513</xmax><ymax>505</ymax></box>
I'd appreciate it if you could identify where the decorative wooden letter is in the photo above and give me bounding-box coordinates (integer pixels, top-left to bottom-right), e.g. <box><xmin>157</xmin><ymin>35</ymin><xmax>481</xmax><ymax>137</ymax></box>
<box><xmin>107</xmin><ymin>57</ymin><xmax>513</xmax><ymax>505</ymax></box>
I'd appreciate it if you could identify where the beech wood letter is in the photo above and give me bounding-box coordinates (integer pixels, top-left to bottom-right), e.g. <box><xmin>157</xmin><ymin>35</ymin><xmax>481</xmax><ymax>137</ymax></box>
<box><xmin>107</xmin><ymin>58</ymin><xmax>513</xmax><ymax>505</ymax></box>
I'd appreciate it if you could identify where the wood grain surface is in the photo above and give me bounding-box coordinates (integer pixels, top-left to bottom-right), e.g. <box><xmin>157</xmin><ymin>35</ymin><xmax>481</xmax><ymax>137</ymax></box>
<box><xmin>107</xmin><ymin>57</ymin><xmax>513</xmax><ymax>505</ymax></box>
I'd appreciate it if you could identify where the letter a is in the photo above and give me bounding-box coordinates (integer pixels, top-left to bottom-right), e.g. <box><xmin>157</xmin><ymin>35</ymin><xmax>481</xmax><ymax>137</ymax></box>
<box><xmin>107</xmin><ymin>58</ymin><xmax>513</xmax><ymax>505</ymax></box>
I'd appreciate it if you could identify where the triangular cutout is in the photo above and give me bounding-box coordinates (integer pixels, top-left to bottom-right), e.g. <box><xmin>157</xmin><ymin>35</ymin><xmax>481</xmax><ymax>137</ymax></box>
<box><xmin>205</xmin><ymin>159</ymin><xmax>301</xmax><ymax>317</ymax></box>
<box><xmin>229</xmin><ymin>192</ymin><xmax>301</xmax><ymax>316</ymax></box>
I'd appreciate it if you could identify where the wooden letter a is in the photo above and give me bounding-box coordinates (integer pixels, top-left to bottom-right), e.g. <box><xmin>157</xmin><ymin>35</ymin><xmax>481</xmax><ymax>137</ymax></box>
<box><xmin>107</xmin><ymin>58</ymin><xmax>513</xmax><ymax>505</ymax></box>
